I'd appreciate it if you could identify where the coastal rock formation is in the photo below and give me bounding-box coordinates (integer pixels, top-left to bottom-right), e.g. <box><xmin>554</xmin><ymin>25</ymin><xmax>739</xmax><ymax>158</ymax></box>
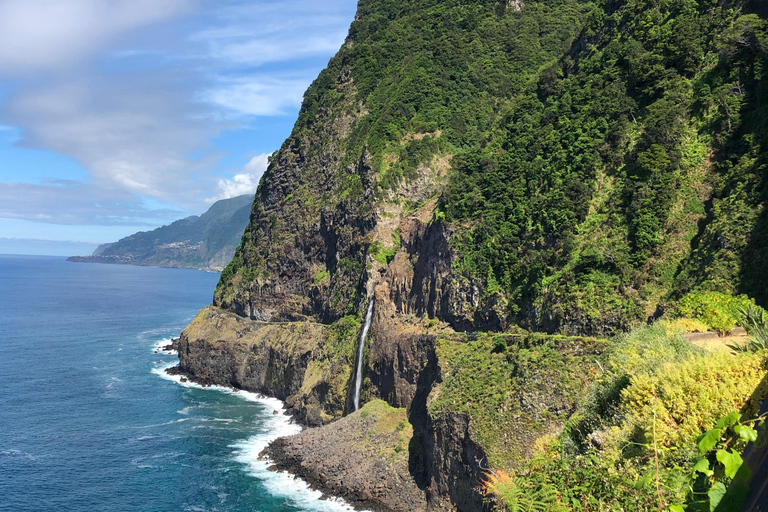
<box><xmin>263</xmin><ymin>400</ymin><xmax>429</xmax><ymax>512</ymax></box>
<box><xmin>174</xmin><ymin>306</ymin><xmax>355</xmax><ymax>426</ymax></box>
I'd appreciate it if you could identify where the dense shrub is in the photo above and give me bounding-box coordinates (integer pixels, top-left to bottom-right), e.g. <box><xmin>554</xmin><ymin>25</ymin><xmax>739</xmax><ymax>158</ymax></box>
<box><xmin>675</xmin><ymin>292</ymin><xmax>759</xmax><ymax>333</ymax></box>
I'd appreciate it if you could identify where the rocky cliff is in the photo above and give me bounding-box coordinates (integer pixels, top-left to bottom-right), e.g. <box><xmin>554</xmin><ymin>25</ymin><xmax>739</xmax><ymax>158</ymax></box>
<box><xmin>173</xmin><ymin>0</ymin><xmax>768</xmax><ymax>510</ymax></box>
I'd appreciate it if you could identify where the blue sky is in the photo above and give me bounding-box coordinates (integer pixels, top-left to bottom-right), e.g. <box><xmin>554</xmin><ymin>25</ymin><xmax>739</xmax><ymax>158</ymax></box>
<box><xmin>0</xmin><ymin>0</ymin><xmax>358</xmax><ymax>256</ymax></box>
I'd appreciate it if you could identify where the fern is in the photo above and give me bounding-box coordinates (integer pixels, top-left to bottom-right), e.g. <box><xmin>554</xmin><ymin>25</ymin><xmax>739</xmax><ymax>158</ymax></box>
<box><xmin>483</xmin><ymin>471</ymin><xmax>569</xmax><ymax>512</ymax></box>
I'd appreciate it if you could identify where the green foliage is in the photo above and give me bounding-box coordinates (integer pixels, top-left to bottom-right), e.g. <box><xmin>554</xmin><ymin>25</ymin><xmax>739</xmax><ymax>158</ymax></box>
<box><xmin>729</xmin><ymin>303</ymin><xmax>768</xmax><ymax>352</ymax></box>
<box><xmin>538</xmin><ymin>320</ymin><xmax>768</xmax><ymax>510</ymax></box>
<box><xmin>370</xmin><ymin>229</ymin><xmax>401</xmax><ymax>266</ymax></box>
<box><xmin>672</xmin><ymin>412</ymin><xmax>765</xmax><ymax>512</ymax></box>
<box><xmin>616</xmin><ymin>351</ymin><xmax>766</xmax><ymax>454</ymax></box>
<box><xmin>485</xmin><ymin>470</ymin><xmax>569</xmax><ymax>512</ymax></box>
<box><xmin>676</xmin><ymin>292</ymin><xmax>759</xmax><ymax>333</ymax></box>
<box><xmin>492</xmin><ymin>335</ymin><xmax>507</xmax><ymax>354</ymax></box>
<box><xmin>440</xmin><ymin>0</ymin><xmax>768</xmax><ymax>333</ymax></box>
<box><xmin>338</xmin><ymin>0</ymin><xmax>594</xmax><ymax>188</ymax></box>
<box><xmin>431</xmin><ymin>332</ymin><xmax>607</xmax><ymax>469</ymax></box>
<box><xmin>312</xmin><ymin>270</ymin><xmax>330</xmax><ymax>285</ymax></box>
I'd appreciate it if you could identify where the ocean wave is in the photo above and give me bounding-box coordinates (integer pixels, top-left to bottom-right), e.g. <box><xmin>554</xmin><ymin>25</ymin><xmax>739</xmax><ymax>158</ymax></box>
<box><xmin>0</xmin><ymin>449</ymin><xmax>39</xmax><ymax>460</ymax></box>
<box><xmin>151</xmin><ymin>338</ymin><xmax>177</xmax><ymax>356</ymax></box>
<box><xmin>152</xmin><ymin>362</ymin><xmax>366</xmax><ymax>512</ymax></box>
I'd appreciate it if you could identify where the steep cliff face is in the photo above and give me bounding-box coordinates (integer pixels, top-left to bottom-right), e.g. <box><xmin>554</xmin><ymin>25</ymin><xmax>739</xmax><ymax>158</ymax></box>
<box><xmin>176</xmin><ymin>306</ymin><xmax>358</xmax><ymax>425</ymax></box>
<box><xmin>174</xmin><ymin>0</ymin><xmax>768</xmax><ymax>510</ymax></box>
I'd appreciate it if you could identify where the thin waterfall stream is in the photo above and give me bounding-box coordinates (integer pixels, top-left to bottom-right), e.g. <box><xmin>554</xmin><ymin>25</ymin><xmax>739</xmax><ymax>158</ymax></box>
<box><xmin>353</xmin><ymin>298</ymin><xmax>374</xmax><ymax>411</ymax></box>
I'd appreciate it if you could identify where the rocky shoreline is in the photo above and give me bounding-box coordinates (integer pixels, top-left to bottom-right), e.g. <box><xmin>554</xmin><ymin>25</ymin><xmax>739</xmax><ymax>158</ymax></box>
<box><xmin>261</xmin><ymin>400</ymin><xmax>429</xmax><ymax>512</ymax></box>
<box><xmin>163</xmin><ymin>357</ymin><xmax>423</xmax><ymax>512</ymax></box>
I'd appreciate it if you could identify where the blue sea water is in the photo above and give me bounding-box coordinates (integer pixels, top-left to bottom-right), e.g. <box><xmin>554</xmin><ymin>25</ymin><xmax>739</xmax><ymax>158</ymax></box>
<box><xmin>0</xmin><ymin>255</ymin><xmax>355</xmax><ymax>512</ymax></box>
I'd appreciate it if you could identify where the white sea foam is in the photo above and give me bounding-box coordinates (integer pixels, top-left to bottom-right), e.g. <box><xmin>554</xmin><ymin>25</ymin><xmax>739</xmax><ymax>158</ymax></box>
<box><xmin>0</xmin><ymin>450</ymin><xmax>38</xmax><ymax>460</ymax></box>
<box><xmin>152</xmin><ymin>338</ymin><xmax>177</xmax><ymax>355</ymax></box>
<box><xmin>152</xmin><ymin>362</ymin><xmax>367</xmax><ymax>512</ymax></box>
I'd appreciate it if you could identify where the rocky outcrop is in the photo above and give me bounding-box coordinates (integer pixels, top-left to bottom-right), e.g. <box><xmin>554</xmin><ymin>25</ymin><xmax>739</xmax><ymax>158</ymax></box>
<box><xmin>174</xmin><ymin>306</ymin><xmax>355</xmax><ymax>426</ymax></box>
<box><xmin>263</xmin><ymin>400</ymin><xmax>429</xmax><ymax>512</ymax></box>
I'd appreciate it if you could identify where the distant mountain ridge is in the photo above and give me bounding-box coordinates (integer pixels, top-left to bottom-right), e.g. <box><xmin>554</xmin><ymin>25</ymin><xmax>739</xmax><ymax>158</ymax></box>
<box><xmin>68</xmin><ymin>194</ymin><xmax>253</xmax><ymax>271</ymax></box>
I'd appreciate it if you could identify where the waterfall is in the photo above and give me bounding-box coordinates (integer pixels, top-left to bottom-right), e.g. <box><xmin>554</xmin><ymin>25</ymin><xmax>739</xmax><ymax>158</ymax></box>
<box><xmin>353</xmin><ymin>298</ymin><xmax>374</xmax><ymax>411</ymax></box>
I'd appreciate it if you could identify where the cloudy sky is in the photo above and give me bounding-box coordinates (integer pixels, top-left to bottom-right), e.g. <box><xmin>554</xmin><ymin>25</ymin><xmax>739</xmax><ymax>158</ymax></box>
<box><xmin>0</xmin><ymin>0</ymin><xmax>357</xmax><ymax>256</ymax></box>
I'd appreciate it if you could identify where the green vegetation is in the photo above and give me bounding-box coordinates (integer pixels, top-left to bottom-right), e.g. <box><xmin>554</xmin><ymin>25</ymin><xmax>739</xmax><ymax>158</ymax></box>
<box><xmin>440</xmin><ymin>0</ymin><xmax>768</xmax><ymax>333</ymax></box>
<box><xmin>472</xmin><ymin>319</ymin><xmax>768</xmax><ymax>511</ymax></box>
<box><xmin>356</xmin><ymin>399</ymin><xmax>414</xmax><ymax>460</ymax></box>
<box><xmin>215</xmin><ymin>0</ymin><xmax>768</xmax><ymax>336</ymax></box>
<box><xmin>730</xmin><ymin>303</ymin><xmax>768</xmax><ymax>352</ymax></box>
<box><xmin>676</xmin><ymin>292</ymin><xmax>759</xmax><ymax>333</ymax></box>
<box><xmin>431</xmin><ymin>331</ymin><xmax>607</xmax><ymax>469</ymax></box>
<box><xmin>484</xmin><ymin>470</ymin><xmax>569</xmax><ymax>512</ymax></box>
<box><xmin>312</xmin><ymin>270</ymin><xmax>330</xmax><ymax>285</ymax></box>
<box><xmin>369</xmin><ymin>228</ymin><xmax>401</xmax><ymax>265</ymax></box>
<box><xmin>672</xmin><ymin>412</ymin><xmax>764</xmax><ymax>512</ymax></box>
<box><xmin>338</xmin><ymin>0</ymin><xmax>594</xmax><ymax>189</ymax></box>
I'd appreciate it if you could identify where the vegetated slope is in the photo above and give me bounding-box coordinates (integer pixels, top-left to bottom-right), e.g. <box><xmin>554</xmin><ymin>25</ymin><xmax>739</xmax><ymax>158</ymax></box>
<box><xmin>216</xmin><ymin>0</ymin><xmax>768</xmax><ymax>336</ymax></box>
<box><xmin>213</xmin><ymin>0</ymin><xmax>595</xmax><ymax>325</ymax></box>
<box><xmin>442</xmin><ymin>0</ymin><xmax>768</xmax><ymax>335</ymax></box>
<box><xmin>175</xmin><ymin>1</ymin><xmax>768</xmax><ymax>511</ymax></box>
<box><xmin>68</xmin><ymin>194</ymin><xmax>254</xmax><ymax>271</ymax></box>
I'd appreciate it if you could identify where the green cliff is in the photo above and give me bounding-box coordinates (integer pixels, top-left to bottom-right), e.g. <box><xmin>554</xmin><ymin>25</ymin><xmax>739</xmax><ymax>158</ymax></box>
<box><xmin>68</xmin><ymin>194</ymin><xmax>253</xmax><ymax>271</ymax></box>
<box><xmin>174</xmin><ymin>1</ymin><xmax>768</xmax><ymax>511</ymax></box>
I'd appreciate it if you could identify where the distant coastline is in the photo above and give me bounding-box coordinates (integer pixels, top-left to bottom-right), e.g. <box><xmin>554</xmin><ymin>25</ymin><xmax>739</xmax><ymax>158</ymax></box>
<box><xmin>66</xmin><ymin>255</ymin><xmax>223</xmax><ymax>272</ymax></box>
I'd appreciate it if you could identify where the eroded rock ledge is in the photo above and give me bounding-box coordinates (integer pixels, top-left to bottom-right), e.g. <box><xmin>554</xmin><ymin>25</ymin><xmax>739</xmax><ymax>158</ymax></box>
<box><xmin>263</xmin><ymin>400</ymin><xmax>429</xmax><ymax>512</ymax></box>
<box><xmin>175</xmin><ymin>306</ymin><xmax>355</xmax><ymax>426</ymax></box>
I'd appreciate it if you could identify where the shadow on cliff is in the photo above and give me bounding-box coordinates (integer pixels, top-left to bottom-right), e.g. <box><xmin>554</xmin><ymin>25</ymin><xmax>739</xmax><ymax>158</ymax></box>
<box><xmin>671</xmin><ymin>9</ymin><xmax>768</xmax><ymax>307</ymax></box>
<box><xmin>407</xmin><ymin>343</ymin><xmax>438</xmax><ymax>490</ymax></box>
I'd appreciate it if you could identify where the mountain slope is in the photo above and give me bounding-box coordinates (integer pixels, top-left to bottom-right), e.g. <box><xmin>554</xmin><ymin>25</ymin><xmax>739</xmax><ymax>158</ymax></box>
<box><xmin>173</xmin><ymin>1</ymin><xmax>768</xmax><ymax>511</ymax></box>
<box><xmin>68</xmin><ymin>194</ymin><xmax>254</xmax><ymax>271</ymax></box>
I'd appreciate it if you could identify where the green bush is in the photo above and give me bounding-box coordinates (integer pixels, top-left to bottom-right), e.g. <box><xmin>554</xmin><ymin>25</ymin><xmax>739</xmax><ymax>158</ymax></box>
<box><xmin>369</xmin><ymin>229</ymin><xmax>401</xmax><ymax>266</ymax></box>
<box><xmin>675</xmin><ymin>292</ymin><xmax>759</xmax><ymax>333</ymax></box>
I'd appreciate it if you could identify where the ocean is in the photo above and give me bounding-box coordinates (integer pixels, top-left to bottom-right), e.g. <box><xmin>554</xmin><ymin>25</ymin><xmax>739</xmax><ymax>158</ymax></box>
<box><xmin>0</xmin><ymin>255</ymin><xmax>356</xmax><ymax>512</ymax></box>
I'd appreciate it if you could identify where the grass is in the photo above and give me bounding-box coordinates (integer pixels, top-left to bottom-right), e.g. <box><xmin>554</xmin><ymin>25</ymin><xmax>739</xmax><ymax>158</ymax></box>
<box><xmin>356</xmin><ymin>399</ymin><xmax>413</xmax><ymax>460</ymax></box>
<box><xmin>429</xmin><ymin>332</ymin><xmax>608</xmax><ymax>470</ymax></box>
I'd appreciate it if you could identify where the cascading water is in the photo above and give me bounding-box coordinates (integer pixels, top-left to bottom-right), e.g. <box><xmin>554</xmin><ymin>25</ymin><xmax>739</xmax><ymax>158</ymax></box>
<box><xmin>353</xmin><ymin>298</ymin><xmax>374</xmax><ymax>411</ymax></box>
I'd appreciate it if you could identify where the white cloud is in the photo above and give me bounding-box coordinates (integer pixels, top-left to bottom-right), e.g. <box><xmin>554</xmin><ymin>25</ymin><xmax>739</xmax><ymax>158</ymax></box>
<box><xmin>4</xmin><ymin>77</ymin><xmax>224</xmax><ymax>204</ymax></box>
<box><xmin>0</xmin><ymin>0</ymin><xmax>194</xmax><ymax>76</ymax></box>
<box><xmin>205</xmin><ymin>76</ymin><xmax>310</xmax><ymax>117</ymax></box>
<box><xmin>0</xmin><ymin>180</ymin><xmax>183</xmax><ymax>226</ymax></box>
<box><xmin>206</xmin><ymin>153</ymin><xmax>271</xmax><ymax>203</ymax></box>
<box><xmin>0</xmin><ymin>0</ymin><xmax>357</xmax><ymax>230</ymax></box>
<box><xmin>205</xmin><ymin>34</ymin><xmax>346</xmax><ymax>68</ymax></box>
